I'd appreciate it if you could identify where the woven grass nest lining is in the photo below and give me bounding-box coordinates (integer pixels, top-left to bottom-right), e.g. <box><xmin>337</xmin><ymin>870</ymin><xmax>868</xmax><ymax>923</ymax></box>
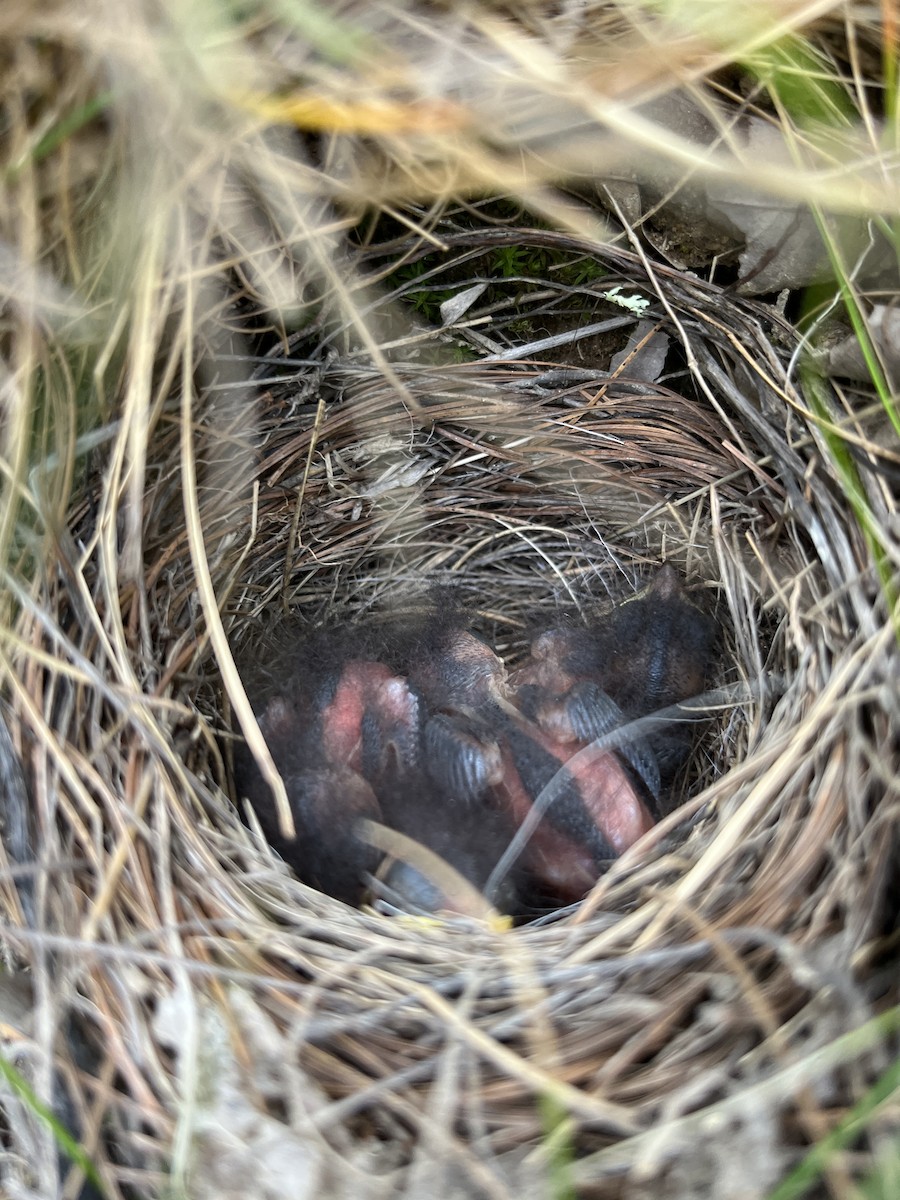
<box><xmin>4</xmin><ymin>237</ymin><xmax>898</xmax><ymax>1196</ymax></box>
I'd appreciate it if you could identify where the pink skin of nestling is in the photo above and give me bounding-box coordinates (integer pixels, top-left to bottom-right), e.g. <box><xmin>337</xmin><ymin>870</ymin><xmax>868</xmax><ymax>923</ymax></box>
<box><xmin>319</xmin><ymin>660</ymin><xmax>420</xmax><ymax>776</ymax></box>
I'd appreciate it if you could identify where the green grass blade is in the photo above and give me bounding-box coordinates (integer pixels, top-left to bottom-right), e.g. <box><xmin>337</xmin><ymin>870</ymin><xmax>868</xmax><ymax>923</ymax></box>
<box><xmin>0</xmin><ymin>1051</ymin><xmax>105</xmax><ymax>1194</ymax></box>
<box><xmin>766</xmin><ymin>1055</ymin><xmax>900</xmax><ymax>1200</ymax></box>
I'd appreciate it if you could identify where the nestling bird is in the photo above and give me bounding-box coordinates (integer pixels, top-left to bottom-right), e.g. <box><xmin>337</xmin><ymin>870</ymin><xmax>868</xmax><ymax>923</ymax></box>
<box><xmin>389</xmin><ymin>621</ymin><xmax>660</xmax><ymax>901</ymax></box>
<box><xmin>231</xmin><ymin>566</ymin><xmax>716</xmax><ymax>913</ymax></box>
<box><xmin>514</xmin><ymin>564</ymin><xmax>717</xmax><ymax>786</ymax></box>
<box><xmin>369</xmin><ymin>767</ymin><xmax>524</xmax><ymax>916</ymax></box>
<box><xmin>232</xmin><ymin>691</ymin><xmax>384</xmax><ymax>905</ymax></box>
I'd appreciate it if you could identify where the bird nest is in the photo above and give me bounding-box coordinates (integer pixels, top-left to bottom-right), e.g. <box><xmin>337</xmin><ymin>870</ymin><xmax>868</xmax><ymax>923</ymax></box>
<box><xmin>2</xmin><ymin>228</ymin><xmax>898</xmax><ymax>1199</ymax></box>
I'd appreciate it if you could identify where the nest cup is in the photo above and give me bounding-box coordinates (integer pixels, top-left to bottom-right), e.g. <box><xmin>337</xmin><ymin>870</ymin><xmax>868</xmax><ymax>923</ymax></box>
<box><xmin>4</xmin><ymin>232</ymin><xmax>898</xmax><ymax>1196</ymax></box>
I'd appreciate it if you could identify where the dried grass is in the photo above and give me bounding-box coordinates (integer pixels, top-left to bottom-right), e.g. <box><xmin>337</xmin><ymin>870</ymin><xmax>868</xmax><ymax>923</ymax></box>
<box><xmin>0</xmin><ymin>3</ymin><xmax>898</xmax><ymax>1199</ymax></box>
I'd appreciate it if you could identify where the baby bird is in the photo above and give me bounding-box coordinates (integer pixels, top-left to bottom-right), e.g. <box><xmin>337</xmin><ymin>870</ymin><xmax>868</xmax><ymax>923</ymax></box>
<box><xmin>400</xmin><ymin>623</ymin><xmax>659</xmax><ymax>900</ymax></box>
<box><xmin>232</xmin><ymin>691</ymin><xmax>384</xmax><ymax>905</ymax></box>
<box><xmin>517</xmin><ymin>564</ymin><xmax>717</xmax><ymax>784</ymax></box>
<box><xmin>318</xmin><ymin>658</ymin><xmax>423</xmax><ymax>782</ymax></box>
<box><xmin>370</xmin><ymin>768</ymin><xmax>524</xmax><ymax>916</ymax></box>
